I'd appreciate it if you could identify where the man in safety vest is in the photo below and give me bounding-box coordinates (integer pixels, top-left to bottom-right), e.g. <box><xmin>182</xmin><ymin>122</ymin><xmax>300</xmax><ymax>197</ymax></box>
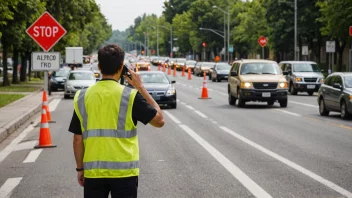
<box><xmin>68</xmin><ymin>44</ymin><xmax>164</xmax><ymax>198</ymax></box>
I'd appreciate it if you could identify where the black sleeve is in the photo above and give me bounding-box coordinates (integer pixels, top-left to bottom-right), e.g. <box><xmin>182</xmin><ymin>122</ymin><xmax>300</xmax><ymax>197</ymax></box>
<box><xmin>132</xmin><ymin>92</ymin><xmax>157</xmax><ymax>125</ymax></box>
<box><xmin>68</xmin><ymin>111</ymin><xmax>82</xmax><ymax>135</ymax></box>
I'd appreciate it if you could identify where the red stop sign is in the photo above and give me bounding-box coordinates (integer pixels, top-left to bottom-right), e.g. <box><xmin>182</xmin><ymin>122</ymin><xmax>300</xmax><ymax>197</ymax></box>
<box><xmin>258</xmin><ymin>36</ymin><xmax>268</xmax><ymax>47</ymax></box>
<box><xmin>26</xmin><ymin>12</ymin><xmax>67</xmax><ymax>52</ymax></box>
<box><xmin>350</xmin><ymin>26</ymin><xmax>352</xmax><ymax>37</ymax></box>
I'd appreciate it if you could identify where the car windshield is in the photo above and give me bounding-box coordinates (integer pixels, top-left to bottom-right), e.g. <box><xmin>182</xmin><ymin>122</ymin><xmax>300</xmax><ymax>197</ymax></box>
<box><xmin>53</xmin><ymin>70</ymin><xmax>69</xmax><ymax>77</ymax></box>
<box><xmin>68</xmin><ymin>72</ymin><xmax>95</xmax><ymax>80</ymax></box>
<box><xmin>293</xmin><ymin>63</ymin><xmax>321</xmax><ymax>72</ymax></box>
<box><xmin>240</xmin><ymin>63</ymin><xmax>281</xmax><ymax>75</ymax></box>
<box><xmin>186</xmin><ymin>61</ymin><xmax>197</xmax><ymax>65</ymax></box>
<box><xmin>140</xmin><ymin>73</ymin><xmax>169</xmax><ymax>84</ymax></box>
<box><xmin>344</xmin><ymin>76</ymin><xmax>352</xmax><ymax>88</ymax></box>
<box><xmin>216</xmin><ymin>64</ymin><xmax>231</xmax><ymax>70</ymax></box>
<box><xmin>177</xmin><ymin>59</ymin><xmax>187</xmax><ymax>63</ymax></box>
<box><xmin>169</xmin><ymin>59</ymin><xmax>176</xmax><ymax>62</ymax></box>
<box><xmin>202</xmin><ymin>63</ymin><xmax>214</xmax><ymax>69</ymax></box>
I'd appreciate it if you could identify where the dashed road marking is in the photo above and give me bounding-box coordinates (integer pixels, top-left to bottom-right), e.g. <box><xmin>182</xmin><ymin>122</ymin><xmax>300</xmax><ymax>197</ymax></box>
<box><xmin>195</xmin><ymin>110</ymin><xmax>207</xmax><ymax>118</ymax></box>
<box><xmin>23</xmin><ymin>149</ymin><xmax>43</xmax><ymax>163</ymax></box>
<box><xmin>274</xmin><ymin>109</ymin><xmax>301</xmax><ymax>117</ymax></box>
<box><xmin>290</xmin><ymin>101</ymin><xmax>318</xmax><ymax>108</ymax></box>
<box><xmin>0</xmin><ymin>177</ymin><xmax>23</xmax><ymax>198</ymax></box>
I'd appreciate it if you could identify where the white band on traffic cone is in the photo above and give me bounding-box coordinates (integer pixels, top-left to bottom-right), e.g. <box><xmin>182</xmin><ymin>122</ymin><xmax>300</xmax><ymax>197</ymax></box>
<box><xmin>41</xmin><ymin>123</ymin><xmax>49</xmax><ymax>128</ymax></box>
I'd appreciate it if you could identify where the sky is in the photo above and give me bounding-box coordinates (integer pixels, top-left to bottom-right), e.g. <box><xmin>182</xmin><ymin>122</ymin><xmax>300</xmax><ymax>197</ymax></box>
<box><xmin>95</xmin><ymin>0</ymin><xmax>165</xmax><ymax>31</ymax></box>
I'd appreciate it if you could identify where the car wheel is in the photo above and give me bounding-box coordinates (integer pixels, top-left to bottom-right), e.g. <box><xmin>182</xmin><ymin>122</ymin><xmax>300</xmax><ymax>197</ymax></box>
<box><xmin>228</xmin><ymin>92</ymin><xmax>236</xmax><ymax>105</ymax></box>
<box><xmin>237</xmin><ymin>90</ymin><xmax>245</xmax><ymax>107</ymax></box>
<box><xmin>279</xmin><ymin>99</ymin><xmax>288</xmax><ymax>108</ymax></box>
<box><xmin>340</xmin><ymin>100</ymin><xmax>350</xmax><ymax>119</ymax></box>
<box><xmin>319</xmin><ymin>98</ymin><xmax>329</xmax><ymax>116</ymax></box>
<box><xmin>209</xmin><ymin>74</ymin><xmax>212</xmax><ymax>80</ymax></box>
<box><xmin>217</xmin><ymin>78</ymin><xmax>221</xmax><ymax>82</ymax></box>
<box><xmin>212</xmin><ymin>77</ymin><xmax>216</xmax><ymax>82</ymax></box>
<box><xmin>290</xmin><ymin>83</ymin><xmax>298</xmax><ymax>95</ymax></box>
<box><xmin>64</xmin><ymin>94</ymin><xmax>70</xmax><ymax>99</ymax></box>
<box><xmin>267</xmin><ymin>101</ymin><xmax>274</xmax><ymax>106</ymax></box>
<box><xmin>170</xmin><ymin>102</ymin><xmax>177</xmax><ymax>109</ymax></box>
<box><xmin>308</xmin><ymin>91</ymin><xmax>314</xmax><ymax>96</ymax></box>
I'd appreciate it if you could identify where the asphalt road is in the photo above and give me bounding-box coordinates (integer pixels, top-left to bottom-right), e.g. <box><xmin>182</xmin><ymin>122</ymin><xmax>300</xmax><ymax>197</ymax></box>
<box><xmin>0</xmin><ymin>67</ymin><xmax>352</xmax><ymax>198</ymax></box>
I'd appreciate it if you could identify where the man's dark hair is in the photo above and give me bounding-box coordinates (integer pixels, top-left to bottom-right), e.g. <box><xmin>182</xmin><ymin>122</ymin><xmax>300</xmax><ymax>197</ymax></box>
<box><xmin>98</xmin><ymin>44</ymin><xmax>125</xmax><ymax>75</ymax></box>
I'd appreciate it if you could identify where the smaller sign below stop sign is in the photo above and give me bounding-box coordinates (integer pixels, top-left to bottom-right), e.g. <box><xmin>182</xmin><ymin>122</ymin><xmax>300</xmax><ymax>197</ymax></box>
<box><xmin>258</xmin><ymin>36</ymin><xmax>268</xmax><ymax>47</ymax></box>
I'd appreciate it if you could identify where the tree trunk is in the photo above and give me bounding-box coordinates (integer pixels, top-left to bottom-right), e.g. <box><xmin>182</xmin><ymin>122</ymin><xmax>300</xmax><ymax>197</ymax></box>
<box><xmin>336</xmin><ymin>39</ymin><xmax>346</xmax><ymax>72</ymax></box>
<box><xmin>20</xmin><ymin>53</ymin><xmax>27</xmax><ymax>82</ymax></box>
<box><xmin>27</xmin><ymin>52</ymin><xmax>32</xmax><ymax>81</ymax></box>
<box><xmin>1</xmin><ymin>36</ymin><xmax>10</xmax><ymax>86</ymax></box>
<box><xmin>12</xmin><ymin>48</ymin><xmax>19</xmax><ymax>84</ymax></box>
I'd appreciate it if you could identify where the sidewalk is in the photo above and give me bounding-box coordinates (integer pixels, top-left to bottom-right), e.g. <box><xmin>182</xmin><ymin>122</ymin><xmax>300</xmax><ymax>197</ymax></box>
<box><xmin>0</xmin><ymin>91</ymin><xmax>45</xmax><ymax>143</ymax></box>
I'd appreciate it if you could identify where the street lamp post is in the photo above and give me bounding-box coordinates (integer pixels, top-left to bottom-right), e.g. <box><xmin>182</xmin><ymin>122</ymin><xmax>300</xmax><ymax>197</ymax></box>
<box><xmin>213</xmin><ymin>5</ymin><xmax>230</xmax><ymax>62</ymax></box>
<box><xmin>199</xmin><ymin>27</ymin><xmax>225</xmax><ymax>60</ymax></box>
<box><xmin>294</xmin><ymin>0</ymin><xmax>298</xmax><ymax>61</ymax></box>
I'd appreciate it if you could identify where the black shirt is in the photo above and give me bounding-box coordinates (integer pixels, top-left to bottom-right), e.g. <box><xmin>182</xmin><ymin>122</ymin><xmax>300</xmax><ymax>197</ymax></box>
<box><xmin>68</xmin><ymin>79</ymin><xmax>157</xmax><ymax>135</ymax></box>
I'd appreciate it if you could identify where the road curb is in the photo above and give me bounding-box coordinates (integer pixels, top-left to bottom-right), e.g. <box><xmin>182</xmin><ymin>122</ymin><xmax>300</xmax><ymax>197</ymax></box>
<box><xmin>0</xmin><ymin>89</ymin><xmax>51</xmax><ymax>143</ymax></box>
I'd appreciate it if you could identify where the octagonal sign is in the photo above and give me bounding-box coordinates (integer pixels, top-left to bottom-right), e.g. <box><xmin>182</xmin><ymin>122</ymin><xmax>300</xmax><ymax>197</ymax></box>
<box><xmin>26</xmin><ymin>11</ymin><xmax>67</xmax><ymax>52</ymax></box>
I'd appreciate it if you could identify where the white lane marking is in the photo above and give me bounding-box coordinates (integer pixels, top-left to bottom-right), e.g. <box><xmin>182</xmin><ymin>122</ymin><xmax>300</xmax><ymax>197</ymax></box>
<box><xmin>0</xmin><ymin>118</ymin><xmax>40</xmax><ymax>164</ymax></box>
<box><xmin>180</xmin><ymin>102</ymin><xmax>186</xmax><ymax>105</ymax></box>
<box><xmin>179</xmin><ymin>124</ymin><xmax>272</xmax><ymax>198</ymax></box>
<box><xmin>208</xmin><ymin>88</ymin><xmax>214</xmax><ymax>91</ymax></box>
<box><xmin>0</xmin><ymin>177</ymin><xmax>23</xmax><ymax>198</ymax></box>
<box><xmin>186</xmin><ymin>105</ymin><xmax>195</xmax><ymax>110</ymax></box>
<box><xmin>195</xmin><ymin>110</ymin><xmax>208</xmax><ymax>118</ymax></box>
<box><xmin>48</xmin><ymin>99</ymin><xmax>61</xmax><ymax>112</ymax></box>
<box><xmin>14</xmin><ymin>141</ymin><xmax>38</xmax><ymax>151</ymax></box>
<box><xmin>163</xmin><ymin>111</ymin><xmax>181</xmax><ymax>124</ymax></box>
<box><xmin>220</xmin><ymin>126</ymin><xmax>352</xmax><ymax>198</ymax></box>
<box><xmin>274</xmin><ymin>109</ymin><xmax>301</xmax><ymax>117</ymax></box>
<box><xmin>290</xmin><ymin>101</ymin><xmax>318</xmax><ymax>108</ymax></box>
<box><xmin>176</xmin><ymin>99</ymin><xmax>180</xmax><ymax>103</ymax></box>
<box><xmin>23</xmin><ymin>149</ymin><xmax>43</xmax><ymax>163</ymax></box>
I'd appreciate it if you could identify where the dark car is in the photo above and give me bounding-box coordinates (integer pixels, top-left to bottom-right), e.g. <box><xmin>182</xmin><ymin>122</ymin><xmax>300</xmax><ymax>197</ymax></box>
<box><xmin>49</xmin><ymin>69</ymin><xmax>71</xmax><ymax>94</ymax></box>
<box><xmin>317</xmin><ymin>72</ymin><xmax>352</xmax><ymax>119</ymax></box>
<box><xmin>210</xmin><ymin>62</ymin><xmax>231</xmax><ymax>82</ymax></box>
<box><xmin>137</xmin><ymin>71</ymin><xmax>177</xmax><ymax>108</ymax></box>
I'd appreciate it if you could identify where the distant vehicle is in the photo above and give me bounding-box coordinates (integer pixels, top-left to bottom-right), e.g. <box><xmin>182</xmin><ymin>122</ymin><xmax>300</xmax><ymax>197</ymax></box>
<box><xmin>135</xmin><ymin>61</ymin><xmax>151</xmax><ymax>71</ymax></box>
<box><xmin>228</xmin><ymin>59</ymin><xmax>288</xmax><ymax>107</ymax></box>
<box><xmin>91</xmin><ymin>63</ymin><xmax>102</xmax><ymax>80</ymax></box>
<box><xmin>210</xmin><ymin>62</ymin><xmax>231</xmax><ymax>82</ymax></box>
<box><xmin>65</xmin><ymin>47</ymin><xmax>83</xmax><ymax>69</ymax></box>
<box><xmin>194</xmin><ymin>62</ymin><xmax>215</xmax><ymax>76</ymax></box>
<box><xmin>64</xmin><ymin>70</ymin><xmax>96</xmax><ymax>99</ymax></box>
<box><xmin>317</xmin><ymin>72</ymin><xmax>352</xmax><ymax>119</ymax></box>
<box><xmin>279</xmin><ymin>61</ymin><xmax>324</xmax><ymax>96</ymax></box>
<box><xmin>174</xmin><ymin>58</ymin><xmax>187</xmax><ymax>70</ymax></box>
<box><xmin>49</xmin><ymin>68</ymin><xmax>71</xmax><ymax>94</ymax></box>
<box><xmin>137</xmin><ymin>71</ymin><xmax>177</xmax><ymax>109</ymax></box>
<box><xmin>185</xmin><ymin>60</ymin><xmax>197</xmax><ymax>73</ymax></box>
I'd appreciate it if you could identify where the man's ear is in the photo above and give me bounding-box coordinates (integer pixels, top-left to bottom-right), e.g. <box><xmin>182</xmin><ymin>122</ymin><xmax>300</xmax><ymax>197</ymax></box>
<box><xmin>98</xmin><ymin>64</ymin><xmax>101</xmax><ymax>71</ymax></box>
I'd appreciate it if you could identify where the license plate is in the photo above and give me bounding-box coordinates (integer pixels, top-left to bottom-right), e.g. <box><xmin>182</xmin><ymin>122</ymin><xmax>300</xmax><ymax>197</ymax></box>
<box><xmin>262</xmin><ymin>92</ymin><xmax>271</xmax><ymax>97</ymax></box>
<box><xmin>153</xmin><ymin>96</ymin><xmax>160</xmax><ymax>100</ymax></box>
<box><xmin>224</xmin><ymin>76</ymin><xmax>228</xmax><ymax>79</ymax></box>
<box><xmin>307</xmin><ymin>85</ymin><xmax>315</xmax><ymax>89</ymax></box>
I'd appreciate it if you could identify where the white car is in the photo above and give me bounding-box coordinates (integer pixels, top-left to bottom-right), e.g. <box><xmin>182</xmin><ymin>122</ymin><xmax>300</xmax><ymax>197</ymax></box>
<box><xmin>64</xmin><ymin>70</ymin><xmax>96</xmax><ymax>99</ymax></box>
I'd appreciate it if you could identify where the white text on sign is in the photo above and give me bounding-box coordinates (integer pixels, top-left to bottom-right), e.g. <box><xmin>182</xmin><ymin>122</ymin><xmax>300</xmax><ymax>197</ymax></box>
<box><xmin>33</xmin><ymin>26</ymin><xmax>59</xmax><ymax>37</ymax></box>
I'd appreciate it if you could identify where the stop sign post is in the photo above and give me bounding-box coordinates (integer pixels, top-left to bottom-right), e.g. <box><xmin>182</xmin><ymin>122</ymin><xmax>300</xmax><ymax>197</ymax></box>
<box><xmin>26</xmin><ymin>11</ymin><xmax>67</xmax><ymax>94</ymax></box>
<box><xmin>258</xmin><ymin>36</ymin><xmax>268</xmax><ymax>59</ymax></box>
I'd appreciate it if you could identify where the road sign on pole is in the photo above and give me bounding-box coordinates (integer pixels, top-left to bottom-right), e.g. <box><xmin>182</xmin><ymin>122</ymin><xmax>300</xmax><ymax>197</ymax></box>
<box><xmin>350</xmin><ymin>26</ymin><xmax>352</xmax><ymax>37</ymax></box>
<box><xmin>302</xmin><ymin>46</ymin><xmax>308</xmax><ymax>55</ymax></box>
<box><xmin>326</xmin><ymin>41</ymin><xmax>336</xmax><ymax>53</ymax></box>
<box><xmin>229</xmin><ymin>45</ymin><xmax>234</xmax><ymax>53</ymax></box>
<box><xmin>258</xmin><ymin>36</ymin><xmax>268</xmax><ymax>47</ymax></box>
<box><xmin>31</xmin><ymin>52</ymin><xmax>60</xmax><ymax>71</ymax></box>
<box><xmin>26</xmin><ymin>11</ymin><xmax>67</xmax><ymax>52</ymax></box>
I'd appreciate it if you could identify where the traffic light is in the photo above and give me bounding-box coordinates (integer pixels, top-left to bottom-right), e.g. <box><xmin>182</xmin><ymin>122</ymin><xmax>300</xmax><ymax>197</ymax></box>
<box><xmin>202</xmin><ymin>42</ymin><xmax>207</xmax><ymax>48</ymax></box>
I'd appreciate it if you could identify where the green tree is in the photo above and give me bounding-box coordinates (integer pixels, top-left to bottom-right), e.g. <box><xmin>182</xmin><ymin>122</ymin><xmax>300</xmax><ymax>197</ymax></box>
<box><xmin>172</xmin><ymin>12</ymin><xmax>193</xmax><ymax>54</ymax></box>
<box><xmin>163</xmin><ymin>0</ymin><xmax>195</xmax><ymax>24</ymax></box>
<box><xmin>318</xmin><ymin>0</ymin><xmax>352</xmax><ymax>71</ymax></box>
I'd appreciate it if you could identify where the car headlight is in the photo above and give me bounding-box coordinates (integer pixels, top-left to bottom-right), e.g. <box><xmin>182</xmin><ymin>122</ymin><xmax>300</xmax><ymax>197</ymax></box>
<box><xmin>50</xmin><ymin>78</ymin><xmax>56</xmax><ymax>83</ymax></box>
<box><xmin>240</xmin><ymin>82</ymin><xmax>253</xmax><ymax>89</ymax></box>
<box><xmin>166</xmin><ymin>88</ymin><xmax>176</xmax><ymax>96</ymax></box>
<box><xmin>295</xmin><ymin>77</ymin><xmax>303</xmax><ymax>82</ymax></box>
<box><xmin>277</xmin><ymin>82</ymin><xmax>288</xmax><ymax>89</ymax></box>
<box><xmin>319</xmin><ymin>78</ymin><xmax>324</xmax><ymax>83</ymax></box>
<box><xmin>66</xmin><ymin>84</ymin><xmax>73</xmax><ymax>89</ymax></box>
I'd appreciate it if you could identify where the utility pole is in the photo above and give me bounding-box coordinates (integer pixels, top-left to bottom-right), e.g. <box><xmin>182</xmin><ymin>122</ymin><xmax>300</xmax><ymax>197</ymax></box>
<box><xmin>157</xmin><ymin>26</ymin><xmax>159</xmax><ymax>57</ymax></box>
<box><xmin>223</xmin><ymin>12</ymin><xmax>226</xmax><ymax>62</ymax></box>
<box><xmin>227</xmin><ymin>8</ymin><xmax>230</xmax><ymax>62</ymax></box>
<box><xmin>170</xmin><ymin>27</ymin><xmax>173</xmax><ymax>57</ymax></box>
<box><xmin>294</xmin><ymin>0</ymin><xmax>297</xmax><ymax>60</ymax></box>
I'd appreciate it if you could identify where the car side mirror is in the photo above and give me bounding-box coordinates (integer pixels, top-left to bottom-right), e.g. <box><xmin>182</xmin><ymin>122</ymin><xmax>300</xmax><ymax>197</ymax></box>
<box><xmin>230</xmin><ymin>71</ymin><xmax>237</xmax><ymax>76</ymax></box>
<box><xmin>321</xmin><ymin>69</ymin><xmax>324</xmax><ymax>72</ymax></box>
<box><xmin>283</xmin><ymin>71</ymin><xmax>289</xmax><ymax>75</ymax></box>
<box><xmin>333</xmin><ymin>83</ymin><xmax>343</xmax><ymax>90</ymax></box>
<box><xmin>171</xmin><ymin>80</ymin><xmax>176</xmax><ymax>84</ymax></box>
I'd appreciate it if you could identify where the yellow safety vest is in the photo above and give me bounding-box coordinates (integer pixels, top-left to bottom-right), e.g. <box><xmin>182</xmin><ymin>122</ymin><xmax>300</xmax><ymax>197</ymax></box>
<box><xmin>73</xmin><ymin>80</ymin><xmax>139</xmax><ymax>178</ymax></box>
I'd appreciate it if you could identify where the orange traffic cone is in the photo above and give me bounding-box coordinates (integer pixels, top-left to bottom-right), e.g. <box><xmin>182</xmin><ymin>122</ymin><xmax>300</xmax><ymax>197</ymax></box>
<box><xmin>42</xmin><ymin>91</ymin><xmax>55</xmax><ymax>123</ymax></box>
<box><xmin>182</xmin><ymin>67</ymin><xmax>185</xmax><ymax>77</ymax></box>
<box><xmin>188</xmin><ymin>68</ymin><xmax>192</xmax><ymax>80</ymax></box>
<box><xmin>34</xmin><ymin>108</ymin><xmax>56</xmax><ymax>148</ymax></box>
<box><xmin>173</xmin><ymin>66</ymin><xmax>177</xmax><ymax>77</ymax></box>
<box><xmin>162</xmin><ymin>64</ymin><xmax>166</xmax><ymax>72</ymax></box>
<box><xmin>168</xmin><ymin>65</ymin><xmax>171</xmax><ymax>75</ymax></box>
<box><xmin>158</xmin><ymin>63</ymin><xmax>161</xmax><ymax>71</ymax></box>
<box><xmin>199</xmin><ymin>72</ymin><xmax>211</xmax><ymax>99</ymax></box>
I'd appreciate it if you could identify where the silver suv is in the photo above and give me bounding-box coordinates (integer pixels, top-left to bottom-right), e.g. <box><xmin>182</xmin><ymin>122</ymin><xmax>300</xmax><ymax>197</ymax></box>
<box><xmin>279</xmin><ymin>61</ymin><xmax>324</xmax><ymax>96</ymax></box>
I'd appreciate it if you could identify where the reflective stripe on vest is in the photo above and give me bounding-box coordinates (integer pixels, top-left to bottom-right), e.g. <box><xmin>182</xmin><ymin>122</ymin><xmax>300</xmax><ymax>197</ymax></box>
<box><xmin>84</xmin><ymin>160</ymin><xmax>139</xmax><ymax>170</ymax></box>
